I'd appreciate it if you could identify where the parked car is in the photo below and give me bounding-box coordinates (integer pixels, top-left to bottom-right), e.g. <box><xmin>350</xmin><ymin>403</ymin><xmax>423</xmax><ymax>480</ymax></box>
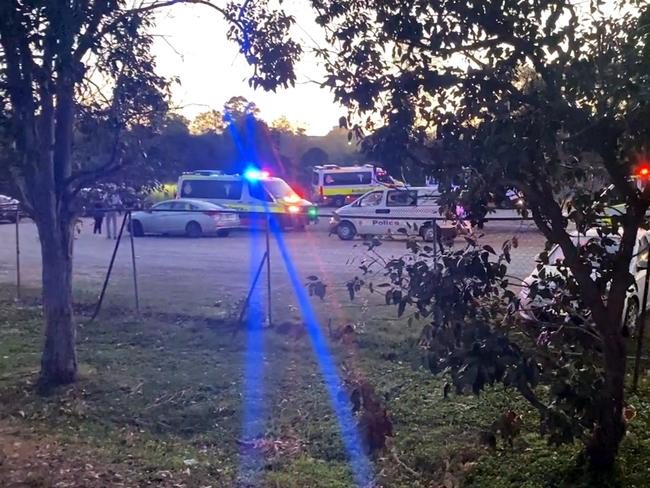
<box><xmin>130</xmin><ymin>199</ymin><xmax>240</xmax><ymax>237</ymax></box>
<box><xmin>0</xmin><ymin>195</ymin><xmax>20</xmax><ymax>223</ymax></box>
<box><xmin>519</xmin><ymin>228</ymin><xmax>650</xmax><ymax>330</ymax></box>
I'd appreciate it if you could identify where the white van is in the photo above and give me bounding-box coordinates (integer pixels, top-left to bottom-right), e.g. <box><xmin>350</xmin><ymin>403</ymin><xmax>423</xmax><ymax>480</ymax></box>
<box><xmin>311</xmin><ymin>164</ymin><xmax>401</xmax><ymax>207</ymax></box>
<box><xmin>177</xmin><ymin>170</ymin><xmax>317</xmax><ymax>229</ymax></box>
<box><xmin>329</xmin><ymin>187</ymin><xmax>465</xmax><ymax>241</ymax></box>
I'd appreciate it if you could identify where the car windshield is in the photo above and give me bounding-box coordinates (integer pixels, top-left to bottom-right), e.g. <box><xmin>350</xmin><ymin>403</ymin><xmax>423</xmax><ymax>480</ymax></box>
<box><xmin>547</xmin><ymin>235</ymin><xmax>622</xmax><ymax>263</ymax></box>
<box><xmin>261</xmin><ymin>179</ymin><xmax>297</xmax><ymax>199</ymax></box>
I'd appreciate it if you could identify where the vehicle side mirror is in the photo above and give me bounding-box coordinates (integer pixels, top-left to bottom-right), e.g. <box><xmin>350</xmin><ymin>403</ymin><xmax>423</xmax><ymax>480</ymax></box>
<box><xmin>637</xmin><ymin>259</ymin><xmax>648</xmax><ymax>272</ymax></box>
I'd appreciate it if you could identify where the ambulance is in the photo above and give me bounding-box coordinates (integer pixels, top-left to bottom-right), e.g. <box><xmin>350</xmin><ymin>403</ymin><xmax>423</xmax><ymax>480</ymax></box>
<box><xmin>329</xmin><ymin>187</ymin><xmax>467</xmax><ymax>241</ymax></box>
<box><xmin>177</xmin><ymin>169</ymin><xmax>317</xmax><ymax>229</ymax></box>
<box><xmin>311</xmin><ymin>164</ymin><xmax>401</xmax><ymax>207</ymax></box>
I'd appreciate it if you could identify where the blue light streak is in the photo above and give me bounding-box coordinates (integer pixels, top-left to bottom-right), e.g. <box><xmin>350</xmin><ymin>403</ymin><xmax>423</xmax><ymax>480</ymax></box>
<box><xmin>267</xmin><ymin>217</ymin><xmax>373</xmax><ymax>486</ymax></box>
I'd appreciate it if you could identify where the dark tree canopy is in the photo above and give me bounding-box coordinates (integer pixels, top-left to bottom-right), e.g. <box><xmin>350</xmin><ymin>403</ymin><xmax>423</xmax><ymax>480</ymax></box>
<box><xmin>300</xmin><ymin>146</ymin><xmax>329</xmax><ymax>167</ymax></box>
<box><xmin>309</xmin><ymin>0</ymin><xmax>650</xmax><ymax>471</ymax></box>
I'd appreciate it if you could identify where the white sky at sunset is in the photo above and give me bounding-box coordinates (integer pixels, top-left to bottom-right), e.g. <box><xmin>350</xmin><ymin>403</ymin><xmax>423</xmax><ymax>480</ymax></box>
<box><xmin>151</xmin><ymin>0</ymin><xmax>343</xmax><ymax>136</ymax></box>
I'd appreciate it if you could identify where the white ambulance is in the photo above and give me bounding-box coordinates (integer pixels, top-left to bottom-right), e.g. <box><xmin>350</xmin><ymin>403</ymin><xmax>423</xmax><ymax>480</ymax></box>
<box><xmin>177</xmin><ymin>170</ymin><xmax>317</xmax><ymax>229</ymax></box>
<box><xmin>311</xmin><ymin>164</ymin><xmax>401</xmax><ymax>207</ymax></box>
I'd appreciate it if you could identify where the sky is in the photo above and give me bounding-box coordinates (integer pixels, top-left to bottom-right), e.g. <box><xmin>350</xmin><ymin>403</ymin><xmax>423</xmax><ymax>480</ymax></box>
<box><xmin>151</xmin><ymin>0</ymin><xmax>343</xmax><ymax>136</ymax></box>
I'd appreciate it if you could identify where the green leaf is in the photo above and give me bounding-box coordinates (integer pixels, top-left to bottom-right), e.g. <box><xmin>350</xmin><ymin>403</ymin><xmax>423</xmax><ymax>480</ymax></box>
<box><xmin>483</xmin><ymin>244</ymin><xmax>496</xmax><ymax>254</ymax></box>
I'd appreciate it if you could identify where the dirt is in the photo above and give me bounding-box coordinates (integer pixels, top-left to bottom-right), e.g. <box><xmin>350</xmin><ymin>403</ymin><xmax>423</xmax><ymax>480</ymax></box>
<box><xmin>0</xmin><ymin>219</ymin><xmax>543</xmax><ymax>322</ymax></box>
<box><xmin>0</xmin><ymin>419</ymin><xmax>186</xmax><ymax>488</ymax></box>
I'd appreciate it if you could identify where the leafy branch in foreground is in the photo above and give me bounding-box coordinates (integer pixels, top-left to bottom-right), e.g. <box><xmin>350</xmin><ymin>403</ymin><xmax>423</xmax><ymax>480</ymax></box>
<box><xmin>307</xmin><ymin>226</ymin><xmax>639</xmax><ymax>462</ymax></box>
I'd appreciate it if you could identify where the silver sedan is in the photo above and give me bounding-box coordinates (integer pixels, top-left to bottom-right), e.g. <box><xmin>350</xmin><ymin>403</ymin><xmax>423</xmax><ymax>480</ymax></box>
<box><xmin>130</xmin><ymin>199</ymin><xmax>240</xmax><ymax>237</ymax></box>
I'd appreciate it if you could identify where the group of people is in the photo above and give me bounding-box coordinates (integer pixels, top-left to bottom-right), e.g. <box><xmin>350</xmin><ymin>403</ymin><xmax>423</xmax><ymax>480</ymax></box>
<box><xmin>91</xmin><ymin>192</ymin><xmax>123</xmax><ymax>239</ymax></box>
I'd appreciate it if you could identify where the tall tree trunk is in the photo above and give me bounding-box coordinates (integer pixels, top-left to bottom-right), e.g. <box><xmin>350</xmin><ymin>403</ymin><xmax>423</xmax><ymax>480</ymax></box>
<box><xmin>586</xmin><ymin>330</ymin><xmax>626</xmax><ymax>471</ymax></box>
<box><xmin>37</xmin><ymin>213</ymin><xmax>77</xmax><ymax>386</ymax></box>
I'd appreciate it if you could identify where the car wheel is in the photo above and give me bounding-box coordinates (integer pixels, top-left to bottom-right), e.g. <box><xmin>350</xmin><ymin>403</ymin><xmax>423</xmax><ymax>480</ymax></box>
<box><xmin>333</xmin><ymin>196</ymin><xmax>345</xmax><ymax>207</ymax></box>
<box><xmin>337</xmin><ymin>221</ymin><xmax>356</xmax><ymax>241</ymax></box>
<box><xmin>624</xmin><ymin>299</ymin><xmax>640</xmax><ymax>333</ymax></box>
<box><xmin>294</xmin><ymin>218</ymin><xmax>307</xmax><ymax>232</ymax></box>
<box><xmin>131</xmin><ymin>220</ymin><xmax>144</xmax><ymax>237</ymax></box>
<box><xmin>185</xmin><ymin>221</ymin><xmax>202</xmax><ymax>238</ymax></box>
<box><xmin>216</xmin><ymin>229</ymin><xmax>230</xmax><ymax>237</ymax></box>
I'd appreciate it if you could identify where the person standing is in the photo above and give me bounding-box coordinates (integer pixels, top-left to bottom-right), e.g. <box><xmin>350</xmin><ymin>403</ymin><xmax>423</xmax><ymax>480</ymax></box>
<box><xmin>104</xmin><ymin>192</ymin><xmax>123</xmax><ymax>239</ymax></box>
<box><xmin>92</xmin><ymin>200</ymin><xmax>104</xmax><ymax>234</ymax></box>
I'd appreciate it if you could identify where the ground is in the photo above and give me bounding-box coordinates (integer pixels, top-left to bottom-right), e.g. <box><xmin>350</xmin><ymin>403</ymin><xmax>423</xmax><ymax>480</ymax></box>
<box><xmin>0</xmin><ymin>218</ymin><xmax>543</xmax><ymax>321</ymax></box>
<box><xmin>0</xmin><ymin>220</ymin><xmax>649</xmax><ymax>487</ymax></box>
<box><xmin>0</xmin><ymin>287</ymin><xmax>649</xmax><ymax>488</ymax></box>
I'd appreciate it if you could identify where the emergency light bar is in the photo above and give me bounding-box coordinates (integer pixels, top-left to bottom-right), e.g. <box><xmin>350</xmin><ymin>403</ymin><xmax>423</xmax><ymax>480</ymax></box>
<box><xmin>244</xmin><ymin>168</ymin><xmax>270</xmax><ymax>180</ymax></box>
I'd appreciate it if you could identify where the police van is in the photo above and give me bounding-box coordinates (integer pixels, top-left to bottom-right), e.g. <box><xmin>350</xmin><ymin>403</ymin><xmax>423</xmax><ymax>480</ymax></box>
<box><xmin>177</xmin><ymin>170</ymin><xmax>317</xmax><ymax>229</ymax></box>
<box><xmin>311</xmin><ymin>164</ymin><xmax>401</xmax><ymax>207</ymax></box>
<box><xmin>329</xmin><ymin>187</ymin><xmax>466</xmax><ymax>241</ymax></box>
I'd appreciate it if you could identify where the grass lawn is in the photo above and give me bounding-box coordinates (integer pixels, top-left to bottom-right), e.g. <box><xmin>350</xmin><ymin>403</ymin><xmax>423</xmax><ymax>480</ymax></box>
<box><xmin>0</xmin><ymin>286</ymin><xmax>649</xmax><ymax>487</ymax></box>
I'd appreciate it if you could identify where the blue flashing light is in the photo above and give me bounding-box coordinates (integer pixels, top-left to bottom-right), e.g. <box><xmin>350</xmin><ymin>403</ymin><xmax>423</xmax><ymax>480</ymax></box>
<box><xmin>244</xmin><ymin>168</ymin><xmax>270</xmax><ymax>181</ymax></box>
<box><xmin>238</xmin><ymin>211</ymin><xmax>266</xmax><ymax>483</ymax></box>
<box><xmin>267</xmin><ymin>216</ymin><xmax>373</xmax><ymax>486</ymax></box>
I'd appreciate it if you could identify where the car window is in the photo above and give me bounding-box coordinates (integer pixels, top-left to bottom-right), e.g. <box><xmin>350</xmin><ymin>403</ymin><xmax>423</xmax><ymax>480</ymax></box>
<box><xmin>359</xmin><ymin>191</ymin><xmax>383</xmax><ymax>207</ymax></box>
<box><xmin>180</xmin><ymin>180</ymin><xmax>242</xmax><ymax>200</ymax></box>
<box><xmin>247</xmin><ymin>181</ymin><xmax>273</xmax><ymax>202</ymax></box>
<box><xmin>387</xmin><ymin>190</ymin><xmax>417</xmax><ymax>207</ymax></box>
<box><xmin>416</xmin><ymin>192</ymin><xmax>440</xmax><ymax>207</ymax></box>
<box><xmin>312</xmin><ymin>172</ymin><xmax>320</xmax><ymax>186</ymax></box>
<box><xmin>172</xmin><ymin>201</ymin><xmax>191</xmax><ymax>211</ymax></box>
<box><xmin>635</xmin><ymin>236</ymin><xmax>649</xmax><ymax>268</ymax></box>
<box><xmin>152</xmin><ymin>202</ymin><xmax>174</xmax><ymax>211</ymax></box>
<box><xmin>324</xmin><ymin>171</ymin><xmax>372</xmax><ymax>186</ymax></box>
<box><xmin>261</xmin><ymin>180</ymin><xmax>297</xmax><ymax>199</ymax></box>
<box><xmin>547</xmin><ymin>236</ymin><xmax>622</xmax><ymax>264</ymax></box>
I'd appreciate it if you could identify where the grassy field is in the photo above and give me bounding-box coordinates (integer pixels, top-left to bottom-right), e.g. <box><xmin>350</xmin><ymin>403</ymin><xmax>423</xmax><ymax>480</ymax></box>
<box><xmin>0</xmin><ymin>286</ymin><xmax>649</xmax><ymax>487</ymax></box>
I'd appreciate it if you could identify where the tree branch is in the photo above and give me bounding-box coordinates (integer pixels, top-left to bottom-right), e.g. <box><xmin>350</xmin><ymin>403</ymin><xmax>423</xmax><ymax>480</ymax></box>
<box><xmin>74</xmin><ymin>0</ymin><xmax>232</xmax><ymax>62</ymax></box>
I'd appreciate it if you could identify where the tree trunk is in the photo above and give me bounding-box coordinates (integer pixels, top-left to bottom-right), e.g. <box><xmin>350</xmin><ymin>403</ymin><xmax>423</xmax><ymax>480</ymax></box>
<box><xmin>37</xmin><ymin>215</ymin><xmax>77</xmax><ymax>386</ymax></box>
<box><xmin>586</xmin><ymin>330</ymin><xmax>626</xmax><ymax>471</ymax></box>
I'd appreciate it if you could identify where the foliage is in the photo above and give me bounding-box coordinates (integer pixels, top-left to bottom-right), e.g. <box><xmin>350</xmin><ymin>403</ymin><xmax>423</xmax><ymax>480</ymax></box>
<box><xmin>310</xmin><ymin>0</ymin><xmax>650</xmax><ymax>470</ymax></box>
<box><xmin>301</xmin><ymin>147</ymin><xmax>330</xmax><ymax>167</ymax></box>
<box><xmin>0</xmin><ymin>0</ymin><xmax>304</xmax><ymax>385</ymax></box>
<box><xmin>189</xmin><ymin>109</ymin><xmax>226</xmax><ymax>135</ymax></box>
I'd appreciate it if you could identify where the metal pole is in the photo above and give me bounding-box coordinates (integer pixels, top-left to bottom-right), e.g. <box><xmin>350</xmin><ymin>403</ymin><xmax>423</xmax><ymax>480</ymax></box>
<box><xmin>91</xmin><ymin>212</ymin><xmax>128</xmax><ymax>321</ymax></box>
<box><xmin>432</xmin><ymin>218</ymin><xmax>438</xmax><ymax>259</ymax></box>
<box><xmin>265</xmin><ymin>213</ymin><xmax>272</xmax><ymax>327</ymax></box>
<box><xmin>128</xmin><ymin>211</ymin><xmax>140</xmax><ymax>314</ymax></box>
<box><xmin>15</xmin><ymin>206</ymin><xmax>20</xmax><ymax>301</ymax></box>
<box><xmin>238</xmin><ymin>250</ymin><xmax>269</xmax><ymax>326</ymax></box>
<box><xmin>632</xmin><ymin>263</ymin><xmax>650</xmax><ymax>390</ymax></box>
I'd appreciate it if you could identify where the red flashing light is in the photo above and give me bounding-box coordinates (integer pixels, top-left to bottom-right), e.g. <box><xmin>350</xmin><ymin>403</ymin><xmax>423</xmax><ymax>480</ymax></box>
<box><xmin>636</xmin><ymin>164</ymin><xmax>650</xmax><ymax>178</ymax></box>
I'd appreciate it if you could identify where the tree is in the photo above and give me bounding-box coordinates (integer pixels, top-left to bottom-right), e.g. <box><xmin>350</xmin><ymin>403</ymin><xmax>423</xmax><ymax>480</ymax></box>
<box><xmin>189</xmin><ymin>109</ymin><xmax>226</xmax><ymax>135</ymax></box>
<box><xmin>271</xmin><ymin>115</ymin><xmax>306</xmax><ymax>135</ymax></box>
<box><xmin>0</xmin><ymin>0</ymin><xmax>301</xmax><ymax>386</ymax></box>
<box><xmin>311</xmin><ymin>0</ymin><xmax>650</xmax><ymax>471</ymax></box>
<box><xmin>300</xmin><ymin>147</ymin><xmax>329</xmax><ymax>167</ymax></box>
<box><xmin>223</xmin><ymin>95</ymin><xmax>260</xmax><ymax>123</ymax></box>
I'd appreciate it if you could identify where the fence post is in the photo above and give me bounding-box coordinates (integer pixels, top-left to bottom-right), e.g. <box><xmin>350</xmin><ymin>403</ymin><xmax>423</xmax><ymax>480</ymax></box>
<box><xmin>265</xmin><ymin>213</ymin><xmax>272</xmax><ymax>327</ymax></box>
<box><xmin>91</xmin><ymin>212</ymin><xmax>128</xmax><ymax>321</ymax></box>
<box><xmin>632</xmin><ymin>262</ymin><xmax>650</xmax><ymax>391</ymax></box>
<box><xmin>128</xmin><ymin>211</ymin><xmax>140</xmax><ymax>314</ymax></box>
<box><xmin>432</xmin><ymin>218</ymin><xmax>438</xmax><ymax>260</ymax></box>
<box><xmin>15</xmin><ymin>206</ymin><xmax>20</xmax><ymax>301</ymax></box>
